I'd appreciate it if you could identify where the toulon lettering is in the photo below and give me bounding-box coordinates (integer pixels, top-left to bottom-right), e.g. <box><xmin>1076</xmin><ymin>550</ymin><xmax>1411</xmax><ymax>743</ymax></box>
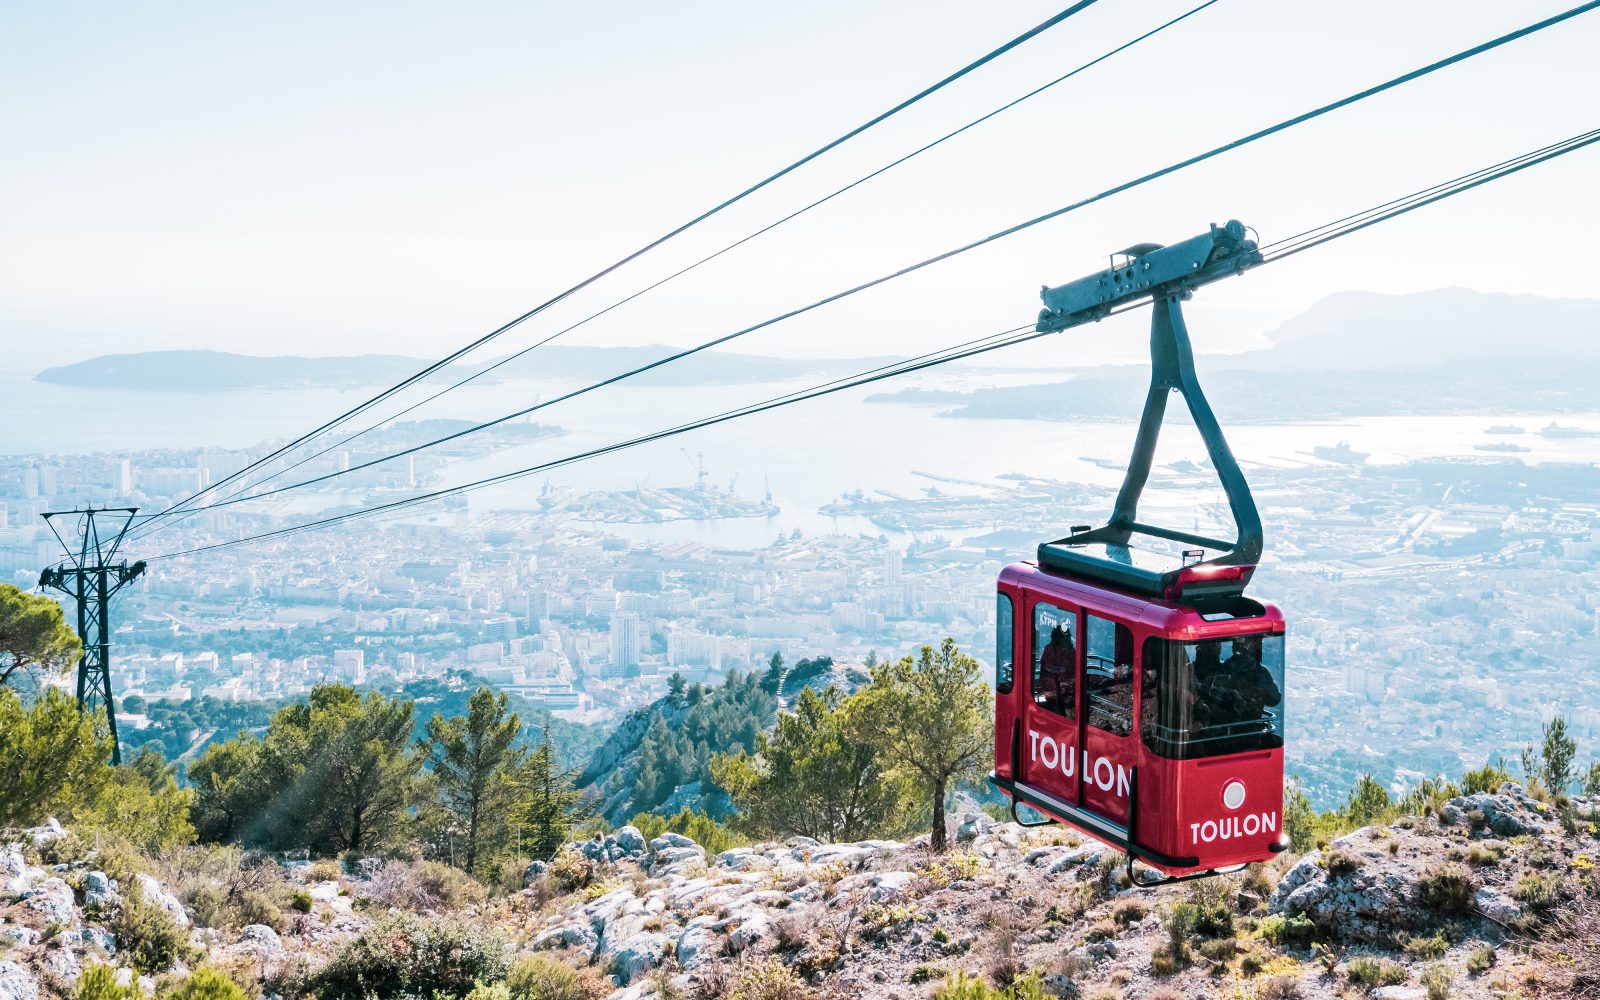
<box><xmin>1190</xmin><ymin>812</ymin><xmax>1279</xmax><ymax>845</ymax></box>
<box><xmin>1025</xmin><ymin>730</ymin><xmax>1130</xmax><ymax>799</ymax></box>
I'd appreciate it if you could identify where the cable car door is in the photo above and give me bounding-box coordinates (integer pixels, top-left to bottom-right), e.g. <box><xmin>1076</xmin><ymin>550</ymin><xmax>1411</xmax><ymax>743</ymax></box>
<box><xmin>1023</xmin><ymin>599</ymin><xmax>1080</xmax><ymax>811</ymax></box>
<box><xmin>1080</xmin><ymin>613</ymin><xmax>1136</xmax><ymax>827</ymax></box>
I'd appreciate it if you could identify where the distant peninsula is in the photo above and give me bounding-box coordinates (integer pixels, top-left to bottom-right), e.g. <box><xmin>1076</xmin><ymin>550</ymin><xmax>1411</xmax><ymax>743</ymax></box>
<box><xmin>34</xmin><ymin>345</ymin><xmax>957</xmax><ymax>391</ymax></box>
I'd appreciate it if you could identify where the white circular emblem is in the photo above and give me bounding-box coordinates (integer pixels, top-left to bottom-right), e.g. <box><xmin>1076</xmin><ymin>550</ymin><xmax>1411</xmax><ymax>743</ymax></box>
<box><xmin>1222</xmin><ymin>780</ymin><xmax>1247</xmax><ymax>810</ymax></box>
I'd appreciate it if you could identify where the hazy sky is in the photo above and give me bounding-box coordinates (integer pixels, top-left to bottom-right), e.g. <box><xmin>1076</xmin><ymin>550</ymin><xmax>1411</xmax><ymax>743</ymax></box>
<box><xmin>4</xmin><ymin>0</ymin><xmax>1598</xmax><ymax>370</ymax></box>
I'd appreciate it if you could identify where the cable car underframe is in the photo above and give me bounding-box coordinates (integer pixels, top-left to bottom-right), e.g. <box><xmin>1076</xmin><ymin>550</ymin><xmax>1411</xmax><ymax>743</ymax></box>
<box><xmin>990</xmin><ymin>221</ymin><xmax>1290</xmax><ymax>886</ymax></box>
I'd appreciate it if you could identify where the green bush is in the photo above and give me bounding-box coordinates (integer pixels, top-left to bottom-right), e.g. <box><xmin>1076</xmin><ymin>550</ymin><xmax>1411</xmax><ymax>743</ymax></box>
<box><xmin>110</xmin><ymin>890</ymin><xmax>196</xmax><ymax>975</ymax></box>
<box><xmin>502</xmin><ymin>955</ymin><xmax>611</xmax><ymax>1000</ymax></box>
<box><xmin>1404</xmin><ymin>934</ymin><xmax>1449</xmax><ymax>960</ymax></box>
<box><xmin>362</xmin><ymin>859</ymin><xmax>487</xmax><ymax>912</ymax></box>
<box><xmin>232</xmin><ymin>889</ymin><xmax>287</xmax><ymax>932</ymax></box>
<box><xmin>1466</xmin><ymin>945</ymin><xmax>1496</xmax><ymax>974</ymax></box>
<box><xmin>726</xmin><ymin>958</ymin><xmax>817</xmax><ymax>1000</ymax></box>
<box><xmin>1258</xmin><ymin>913</ymin><xmax>1316</xmax><ymax>947</ymax></box>
<box><xmin>1345</xmin><ymin>957</ymin><xmax>1406</xmax><ymax>986</ymax></box>
<box><xmin>165</xmin><ymin>968</ymin><xmax>250</xmax><ymax>1000</ymax></box>
<box><xmin>629</xmin><ymin>808</ymin><xmax>744</xmax><ymax>857</ymax></box>
<box><xmin>289</xmin><ymin>889</ymin><xmax>314</xmax><ymax>913</ymax></box>
<box><xmin>1512</xmin><ymin>871</ymin><xmax>1563</xmax><ymax>910</ymax></box>
<box><xmin>1421</xmin><ymin>964</ymin><xmax>1453</xmax><ymax>1000</ymax></box>
<box><xmin>546</xmin><ymin>849</ymin><xmax>598</xmax><ymax>894</ymax></box>
<box><xmin>1460</xmin><ymin>763</ymin><xmax>1512</xmax><ymax>795</ymax></box>
<box><xmin>310</xmin><ymin>913</ymin><xmax>511</xmax><ymax>1000</ymax></box>
<box><xmin>73</xmin><ymin>964</ymin><xmax>137</xmax><ymax>1000</ymax></box>
<box><xmin>1417</xmin><ymin>863</ymin><xmax>1476</xmax><ymax>916</ymax></box>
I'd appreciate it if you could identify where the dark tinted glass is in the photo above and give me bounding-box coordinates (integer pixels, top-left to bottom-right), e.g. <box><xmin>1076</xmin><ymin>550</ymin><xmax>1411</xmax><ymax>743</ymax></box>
<box><xmin>1140</xmin><ymin>633</ymin><xmax>1284</xmax><ymax>759</ymax></box>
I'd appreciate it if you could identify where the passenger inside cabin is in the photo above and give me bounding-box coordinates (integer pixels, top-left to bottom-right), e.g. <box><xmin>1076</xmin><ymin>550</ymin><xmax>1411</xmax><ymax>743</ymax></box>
<box><xmin>1036</xmin><ymin>625</ymin><xmax>1075</xmax><ymax>714</ymax></box>
<box><xmin>1215</xmin><ymin>634</ymin><xmax>1282</xmax><ymax>721</ymax></box>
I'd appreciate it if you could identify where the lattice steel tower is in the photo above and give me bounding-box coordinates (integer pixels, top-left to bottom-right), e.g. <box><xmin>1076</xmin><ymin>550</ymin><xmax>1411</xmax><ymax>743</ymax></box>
<box><xmin>38</xmin><ymin>507</ymin><xmax>146</xmax><ymax>766</ymax></box>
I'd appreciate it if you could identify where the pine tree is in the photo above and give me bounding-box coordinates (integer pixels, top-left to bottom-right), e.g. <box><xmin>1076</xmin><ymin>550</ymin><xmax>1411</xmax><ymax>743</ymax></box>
<box><xmin>760</xmin><ymin>652</ymin><xmax>786</xmax><ymax>696</ymax></box>
<box><xmin>1540</xmin><ymin>715</ymin><xmax>1578</xmax><ymax>794</ymax></box>
<box><xmin>851</xmin><ymin>639</ymin><xmax>992</xmax><ymax>852</ymax></box>
<box><xmin>520</xmin><ymin>740</ymin><xmax>578</xmax><ymax>860</ymax></box>
<box><xmin>424</xmin><ymin>687</ymin><xmax>527</xmax><ymax>875</ymax></box>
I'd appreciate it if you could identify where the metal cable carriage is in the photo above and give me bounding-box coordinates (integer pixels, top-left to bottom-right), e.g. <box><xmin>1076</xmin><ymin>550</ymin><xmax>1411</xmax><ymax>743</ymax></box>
<box><xmin>989</xmin><ymin>221</ymin><xmax>1289</xmax><ymax>884</ymax></box>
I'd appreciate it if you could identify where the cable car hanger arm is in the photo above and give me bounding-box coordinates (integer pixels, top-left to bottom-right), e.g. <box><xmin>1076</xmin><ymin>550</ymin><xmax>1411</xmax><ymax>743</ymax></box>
<box><xmin>1032</xmin><ymin>220</ymin><xmax>1263</xmax><ymax>605</ymax></box>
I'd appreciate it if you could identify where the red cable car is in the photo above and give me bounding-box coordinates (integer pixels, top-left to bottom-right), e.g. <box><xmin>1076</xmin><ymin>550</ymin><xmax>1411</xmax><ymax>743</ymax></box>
<box><xmin>989</xmin><ymin>222</ymin><xmax>1289</xmax><ymax>884</ymax></box>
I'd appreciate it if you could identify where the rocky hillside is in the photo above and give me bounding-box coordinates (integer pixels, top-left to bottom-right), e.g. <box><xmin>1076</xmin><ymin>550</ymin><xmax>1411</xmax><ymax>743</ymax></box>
<box><xmin>3</xmin><ymin>783</ymin><xmax>1597</xmax><ymax>1000</ymax></box>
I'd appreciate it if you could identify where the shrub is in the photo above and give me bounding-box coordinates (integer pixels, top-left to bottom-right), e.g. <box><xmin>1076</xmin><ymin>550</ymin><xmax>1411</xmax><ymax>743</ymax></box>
<box><xmin>1466</xmin><ymin>844</ymin><xmax>1504</xmax><ymax>866</ymax></box>
<box><xmin>165</xmin><ymin>968</ymin><xmax>250</xmax><ymax>1000</ymax></box>
<box><xmin>73</xmin><ymin>964</ymin><xmax>137</xmax><ymax>1000</ymax></box>
<box><xmin>1417</xmin><ymin>863</ymin><xmax>1476</xmax><ymax>916</ymax></box>
<box><xmin>1323</xmin><ymin>849</ymin><xmax>1362</xmax><ymax>876</ymax></box>
<box><xmin>232</xmin><ymin>889</ymin><xmax>287</xmax><ymax>933</ymax></box>
<box><xmin>362</xmin><ymin>859</ymin><xmax>487</xmax><ymax>912</ymax></box>
<box><xmin>310</xmin><ymin>913</ymin><xmax>511</xmax><ymax>1000</ymax></box>
<box><xmin>305</xmin><ymin>859</ymin><xmax>342</xmax><ymax>883</ymax></box>
<box><xmin>1345</xmin><ymin>957</ymin><xmax>1406</xmax><ymax>986</ymax></box>
<box><xmin>729</xmin><ymin>958</ymin><xmax>816</xmax><ymax>1000</ymax></box>
<box><xmin>1197</xmin><ymin>937</ymin><xmax>1237</xmax><ymax>961</ymax></box>
<box><xmin>1460</xmin><ymin>763</ymin><xmax>1512</xmax><ymax>795</ymax></box>
<box><xmin>546</xmin><ymin>849</ymin><xmax>598</xmax><ymax>894</ymax></box>
<box><xmin>1467</xmin><ymin>944</ymin><xmax>1496</xmax><ymax>974</ymax></box>
<box><xmin>502</xmin><ymin>955</ymin><xmax>611</xmax><ymax>1000</ymax></box>
<box><xmin>931</xmin><ymin>971</ymin><xmax>1047</xmax><ymax>1000</ymax></box>
<box><xmin>1404</xmin><ymin>933</ymin><xmax>1449</xmax><ymax>960</ymax></box>
<box><xmin>1421</xmin><ymin>964</ymin><xmax>1453</xmax><ymax>1000</ymax></box>
<box><xmin>1257</xmin><ymin>975</ymin><xmax>1301</xmax><ymax>999</ymax></box>
<box><xmin>1512</xmin><ymin>871</ymin><xmax>1563</xmax><ymax>910</ymax></box>
<box><xmin>1258</xmin><ymin>913</ymin><xmax>1316</xmax><ymax>947</ymax></box>
<box><xmin>1109</xmin><ymin>897</ymin><xmax>1147</xmax><ymax>925</ymax></box>
<box><xmin>110</xmin><ymin>890</ymin><xmax>196</xmax><ymax>975</ymax></box>
<box><xmin>289</xmin><ymin>889</ymin><xmax>313</xmax><ymax>913</ymax></box>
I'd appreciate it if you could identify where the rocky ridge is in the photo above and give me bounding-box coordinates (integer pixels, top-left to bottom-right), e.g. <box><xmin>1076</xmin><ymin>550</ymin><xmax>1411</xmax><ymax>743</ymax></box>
<box><xmin>2</xmin><ymin>783</ymin><xmax>1597</xmax><ymax>1000</ymax></box>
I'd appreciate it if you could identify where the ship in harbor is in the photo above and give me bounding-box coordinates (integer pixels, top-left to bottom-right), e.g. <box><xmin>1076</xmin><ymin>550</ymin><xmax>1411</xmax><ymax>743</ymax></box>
<box><xmin>1485</xmin><ymin>423</ymin><xmax>1526</xmax><ymax>435</ymax></box>
<box><xmin>1539</xmin><ymin>422</ymin><xmax>1600</xmax><ymax>438</ymax></box>
<box><xmin>1311</xmin><ymin>441</ymin><xmax>1371</xmax><ymax>465</ymax></box>
<box><xmin>1474</xmin><ymin>442</ymin><xmax>1532</xmax><ymax>453</ymax></box>
<box><xmin>535</xmin><ymin>455</ymin><xmax>778</xmax><ymax>522</ymax></box>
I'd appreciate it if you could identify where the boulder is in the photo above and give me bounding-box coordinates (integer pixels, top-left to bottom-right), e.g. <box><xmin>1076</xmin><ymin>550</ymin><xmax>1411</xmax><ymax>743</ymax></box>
<box><xmin>1371</xmin><ymin>988</ymin><xmax>1427</xmax><ymax>1000</ymax></box>
<box><xmin>239</xmin><ymin>924</ymin><xmax>283</xmax><ymax>953</ymax></box>
<box><xmin>648</xmin><ymin>846</ymin><xmax>705</xmax><ymax>875</ymax></box>
<box><xmin>0</xmin><ymin>961</ymin><xmax>38</xmax><ymax>1000</ymax></box>
<box><xmin>956</xmin><ymin>812</ymin><xmax>995</xmax><ymax>843</ymax></box>
<box><xmin>869</xmin><ymin>871</ymin><xmax>913</xmax><ymax>902</ymax></box>
<box><xmin>615</xmin><ymin>826</ymin><xmax>648</xmax><ymax>856</ymax></box>
<box><xmin>522</xmin><ymin>860</ymin><xmax>548</xmax><ymax>886</ymax></box>
<box><xmin>674</xmin><ymin>916</ymin><xmax>721</xmax><ymax>971</ymax></box>
<box><xmin>135</xmin><ymin>874</ymin><xmax>190</xmax><ymax>927</ymax></box>
<box><xmin>532</xmin><ymin>922</ymin><xmax>599</xmax><ymax>953</ymax></box>
<box><xmin>606</xmin><ymin>928</ymin><xmax>671</xmax><ymax>983</ymax></box>
<box><xmin>726</xmin><ymin>912</ymin><xmax>769</xmax><ymax>953</ymax></box>
<box><xmin>1453</xmin><ymin>791</ymin><xmax>1532</xmax><ymax>837</ymax></box>
<box><xmin>0</xmin><ymin>927</ymin><xmax>39</xmax><ymax>949</ymax></box>
<box><xmin>22</xmin><ymin>878</ymin><xmax>78</xmax><ymax>927</ymax></box>
<box><xmin>84</xmin><ymin>871</ymin><xmax>119</xmax><ymax>911</ymax></box>
<box><xmin>648</xmin><ymin>833</ymin><xmax>696</xmax><ymax>852</ymax></box>
<box><xmin>24</xmin><ymin>819</ymin><xmax>65</xmax><ymax>849</ymax></box>
<box><xmin>1474</xmin><ymin>886</ymin><xmax>1525</xmax><ymax>926</ymax></box>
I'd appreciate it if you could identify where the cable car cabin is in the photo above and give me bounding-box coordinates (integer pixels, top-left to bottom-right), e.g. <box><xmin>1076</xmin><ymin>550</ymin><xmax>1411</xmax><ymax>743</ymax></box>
<box><xmin>990</xmin><ymin>219</ymin><xmax>1288</xmax><ymax>881</ymax></box>
<box><xmin>991</xmin><ymin>563</ymin><xmax>1287</xmax><ymax>879</ymax></box>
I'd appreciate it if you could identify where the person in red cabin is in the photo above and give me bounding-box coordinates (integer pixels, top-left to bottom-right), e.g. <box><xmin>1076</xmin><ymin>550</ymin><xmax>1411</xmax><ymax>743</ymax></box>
<box><xmin>1037</xmin><ymin>625</ymin><xmax>1076</xmax><ymax>714</ymax></box>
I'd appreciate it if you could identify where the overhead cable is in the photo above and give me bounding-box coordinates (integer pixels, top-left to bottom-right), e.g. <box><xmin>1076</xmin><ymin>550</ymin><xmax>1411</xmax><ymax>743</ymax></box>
<box><xmin>137</xmin><ymin>0</ymin><xmax>1600</xmax><ymax>529</ymax></box>
<box><xmin>173</xmin><ymin>0</ymin><xmax>1225</xmax><ymax>516</ymax></box>
<box><xmin>141</xmin><ymin>122</ymin><xmax>1600</xmax><ymax>561</ymax></box>
<box><xmin>131</xmin><ymin>2</ymin><xmax>1105</xmax><ymax>538</ymax></box>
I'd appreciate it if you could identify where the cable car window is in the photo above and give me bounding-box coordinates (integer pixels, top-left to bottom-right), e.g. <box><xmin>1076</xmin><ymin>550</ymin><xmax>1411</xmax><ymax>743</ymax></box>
<box><xmin>996</xmin><ymin>593</ymin><xmax>1015</xmax><ymax>694</ymax></box>
<box><xmin>1085</xmin><ymin>615</ymin><xmax>1134</xmax><ymax>737</ymax></box>
<box><xmin>1031</xmin><ymin>602</ymin><xmax>1076</xmax><ymax>719</ymax></box>
<box><xmin>1141</xmin><ymin>633</ymin><xmax>1285</xmax><ymax>760</ymax></box>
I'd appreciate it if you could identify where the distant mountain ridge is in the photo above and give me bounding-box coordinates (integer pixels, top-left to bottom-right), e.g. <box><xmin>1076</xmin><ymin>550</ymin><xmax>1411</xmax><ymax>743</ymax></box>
<box><xmin>869</xmin><ymin>287</ymin><xmax>1600</xmax><ymax>421</ymax></box>
<box><xmin>35</xmin><ymin>345</ymin><xmax>926</xmax><ymax>391</ymax></box>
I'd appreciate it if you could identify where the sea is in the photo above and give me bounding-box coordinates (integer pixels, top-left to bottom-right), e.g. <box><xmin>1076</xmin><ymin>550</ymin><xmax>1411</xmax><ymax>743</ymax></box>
<box><xmin>6</xmin><ymin>365</ymin><xmax>1600</xmax><ymax>551</ymax></box>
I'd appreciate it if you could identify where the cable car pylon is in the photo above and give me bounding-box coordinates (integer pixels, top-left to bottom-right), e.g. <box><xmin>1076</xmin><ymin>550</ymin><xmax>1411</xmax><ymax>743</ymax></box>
<box><xmin>38</xmin><ymin>507</ymin><xmax>146</xmax><ymax>766</ymax></box>
<box><xmin>992</xmin><ymin>221</ymin><xmax>1287</xmax><ymax>886</ymax></box>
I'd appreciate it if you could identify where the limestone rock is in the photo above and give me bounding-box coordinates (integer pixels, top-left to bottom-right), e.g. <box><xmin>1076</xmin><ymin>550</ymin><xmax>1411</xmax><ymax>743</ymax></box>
<box><xmin>22</xmin><ymin>878</ymin><xmax>78</xmax><ymax>928</ymax></box>
<box><xmin>615</xmin><ymin>826</ymin><xmax>647</xmax><ymax>856</ymax></box>
<box><xmin>0</xmin><ymin>961</ymin><xmax>38</xmax><ymax>1000</ymax></box>
<box><xmin>239</xmin><ymin>924</ymin><xmax>282</xmax><ymax>953</ymax></box>
<box><xmin>134</xmin><ymin>874</ymin><xmax>190</xmax><ymax>927</ymax></box>
<box><xmin>533</xmin><ymin>922</ymin><xmax>599</xmax><ymax>953</ymax></box>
